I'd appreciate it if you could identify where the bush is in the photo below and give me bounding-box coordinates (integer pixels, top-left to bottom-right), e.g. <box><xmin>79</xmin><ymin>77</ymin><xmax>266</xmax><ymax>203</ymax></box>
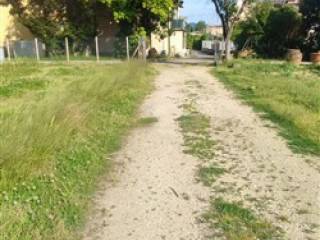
<box><xmin>259</xmin><ymin>6</ymin><xmax>302</xmax><ymax>58</ymax></box>
<box><xmin>187</xmin><ymin>33</ymin><xmax>210</xmax><ymax>50</ymax></box>
<box><xmin>233</xmin><ymin>4</ymin><xmax>303</xmax><ymax>59</ymax></box>
<box><xmin>148</xmin><ymin>48</ymin><xmax>159</xmax><ymax>59</ymax></box>
<box><xmin>232</xmin><ymin>1</ymin><xmax>274</xmax><ymax>51</ymax></box>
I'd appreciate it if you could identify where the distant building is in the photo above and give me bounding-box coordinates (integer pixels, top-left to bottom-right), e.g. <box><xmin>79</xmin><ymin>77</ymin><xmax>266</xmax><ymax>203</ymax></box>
<box><xmin>0</xmin><ymin>1</ymin><xmax>33</xmax><ymax>47</ymax></box>
<box><xmin>206</xmin><ymin>25</ymin><xmax>223</xmax><ymax>38</ymax></box>
<box><xmin>150</xmin><ymin>8</ymin><xmax>188</xmax><ymax>56</ymax></box>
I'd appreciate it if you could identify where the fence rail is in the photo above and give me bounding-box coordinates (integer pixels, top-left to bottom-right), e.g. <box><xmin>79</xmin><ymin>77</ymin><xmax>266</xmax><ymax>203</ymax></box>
<box><xmin>0</xmin><ymin>36</ymin><xmax>148</xmax><ymax>63</ymax></box>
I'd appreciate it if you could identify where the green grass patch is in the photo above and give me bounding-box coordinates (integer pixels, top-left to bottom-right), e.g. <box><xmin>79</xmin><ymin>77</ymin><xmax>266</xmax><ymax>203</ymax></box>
<box><xmin>205</xmin><ymin>198</ymin><xmax>283</xmax><ymax>240</ymax></box>
<box><xmin>0</xmin><ymin>61</ymin><xmax>154</xmax><ymax>240</ymax></box>
<box><xmin>136</xmin><ymin>116</ymin><xmax>158</xmax><ymax>126</ymax></box>
<box><xmin>0</xmin><ymin>79</ymin><xmax>46</xmax><ymax>97</ymax></box>
<box><xmin>177</xmin><ymin>100</ymin><xmax>225</xmax><ymax>188</ymax></box>
<box><xmin>0</xmin><ymin>62</ymin><xmax>47</xmax><ymax>97</ymax></box>
<box><xmin>213</xmin><ymin>59</ymin><xmax>320</xmax><ymax>155</ymax></box>
<box><xmin>198</xmin><ymin>165</ymin><xmax>225</xmax><ymax>186</ymax></box>
<box><xmin>177</xmin><ymin>110</ymin><xmax>216</xmax><ymax>160</ymax></box>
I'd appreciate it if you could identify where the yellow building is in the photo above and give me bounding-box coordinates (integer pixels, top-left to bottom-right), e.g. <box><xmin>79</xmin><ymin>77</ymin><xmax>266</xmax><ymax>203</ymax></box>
<box><xmin>0</xmin><ymin>1</ymin><xmax>33</xmax><ymax>47</ymax></box>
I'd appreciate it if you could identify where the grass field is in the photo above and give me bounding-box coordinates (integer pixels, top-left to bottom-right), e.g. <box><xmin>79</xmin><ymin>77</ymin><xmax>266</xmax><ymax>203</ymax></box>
<box><xmin>213</xmin><ymin>59</ymin><xmax>320</xmax><ymax>155</ymax></box>
<box><xmin>0</xmin><ymin>61</ymin><xmax>154</xmax><ymax>239</ymax></box>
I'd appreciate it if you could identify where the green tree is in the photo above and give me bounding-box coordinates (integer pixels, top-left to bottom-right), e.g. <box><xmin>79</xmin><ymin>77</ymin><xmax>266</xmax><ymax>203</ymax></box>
<box><xmin>8</xmin><ymin>0</ymin><xmax>99</xmax><ymax>54</ymax></box>
<box><xmin>259</xmin><ymin>5</ymin><xmax>302</xmax><ymax>58</ymax></box>
<box><xmin>232</xmin><ymin>1</ymin><xmax>274</xmax><ymax>51</ymax></box>
<box><xmin>101</xmin><ymin>0</ymin><xmax>183</xmax><ymax>35</ymax></box>
<box><xmin>211</xmin><ymin>0</ymin><xmax>253</xmax><ymax>60</ymax></box>
<box><xmin>195</xmin><ymin>21</ymin><xmax>207</xmax><ymax>32</ymax></box>
<box><xmin>185</xmin><ymin>23</ymin><xmax>194</xmax><ymax>32</ymax></box>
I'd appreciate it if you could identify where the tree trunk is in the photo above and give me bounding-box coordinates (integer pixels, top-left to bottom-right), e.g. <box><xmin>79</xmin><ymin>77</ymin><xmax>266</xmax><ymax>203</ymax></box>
<box><xmin>225</xmin><ymin>35</ymin><xmax>231</xmax><ymax>60</ymax></box>
<box><xmin>168</xmin><ymin>15</ymin><xmax>171</xmax><ymax>57</ymax></box>
<box><xmin>224</xmin><ymin>26</ymin><xmax>233</xmax><ymax>61</ymax></box>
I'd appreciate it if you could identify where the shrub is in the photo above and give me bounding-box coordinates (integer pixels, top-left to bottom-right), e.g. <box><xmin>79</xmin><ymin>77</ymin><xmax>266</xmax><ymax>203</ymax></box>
<box><xmin>259</xmin><ymin>6</ymin><xmax>302</xmax><ymax>58</ymax></box>
<box><xmin>148</xmin><ymin>48</ymin><xmax>159</xmax><ymax>59</ymax></box>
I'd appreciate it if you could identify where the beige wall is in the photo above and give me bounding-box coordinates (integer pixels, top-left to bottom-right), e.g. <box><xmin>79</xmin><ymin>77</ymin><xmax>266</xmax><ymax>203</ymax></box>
<box><xmin>206</xmin><ymin>26</ymin><xmax>223</xmax><ymax>37</ymax></box>
<box><xmin>151</xmin><ymin>30</ymin><xmax>187</xmax><ymax>56</ymax></box>
<box><xmin>0</xmin><ymin>4</ymin><xmax>33</xmax><ymax>47</ymax></box>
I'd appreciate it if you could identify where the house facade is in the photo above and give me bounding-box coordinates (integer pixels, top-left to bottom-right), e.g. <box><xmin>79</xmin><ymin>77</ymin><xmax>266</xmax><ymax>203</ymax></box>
<box><xmin>206</xmin><ymin>25</ymin><xmax>223</xmax><ymax>38</ymax></box>
<box><xmin>151</xmin><ymin>19</ymin><xmax>188</xmax><ymax>57</ymax></box>
<box><xmin>150</xmin><ymin>8</ymin><xmax>188</xmax><ymax>57</ymax></box>
<box><xmin>0</xmin><ymin>1</ymin><xmax>33</xmax><ymax>47</ymax></box>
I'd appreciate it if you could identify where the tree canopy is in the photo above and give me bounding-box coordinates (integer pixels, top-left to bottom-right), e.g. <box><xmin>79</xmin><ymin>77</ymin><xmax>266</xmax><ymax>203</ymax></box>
<box><xmin>233</xmin><ymin>3</ymin><xmax>303</xmax><ymax>58</ymax></box>
<box><xmin>7</xmin><ymin>0</ymin><xmax>183</xmax><ymax>53</ymax></box>
<box><xmin>195</xmin><ymin>21</ymin><xmax>207</xmax><ymax>32</ymax></box>
<box><xmin>232</xmin><ymin>1</ymin><xmax>274</xmax><ymax>51</ymax></box>
<box><xmin>8</xmin><ymin>0</ymin><xmax>99</xmax><ymax>52</ymax></box>
<box><xmin>101</xmin><ymin>0</ymin><xmax>183</xmax><ymax>35</ymax></box>
<box><xmin>261</xmin><ymin>6</ymin><xmax>302</xmax><ymax>57</ymax></box>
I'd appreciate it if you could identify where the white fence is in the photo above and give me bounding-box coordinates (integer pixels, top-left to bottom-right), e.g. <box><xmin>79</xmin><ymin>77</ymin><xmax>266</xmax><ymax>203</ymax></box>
<box><xmin>201</xmin><ymin>40</ymin><xmax>235</xmax><ymax>54</ymax></box>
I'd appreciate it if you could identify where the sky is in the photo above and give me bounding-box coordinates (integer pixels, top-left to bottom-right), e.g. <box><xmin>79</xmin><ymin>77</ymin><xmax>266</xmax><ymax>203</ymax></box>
<box><xmin>181</xmin><ymin>0</ymin><xmax>221</xmax><ymax>26</ymax></box>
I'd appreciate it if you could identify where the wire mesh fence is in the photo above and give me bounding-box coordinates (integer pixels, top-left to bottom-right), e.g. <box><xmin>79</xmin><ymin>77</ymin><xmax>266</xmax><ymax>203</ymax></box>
<box><xmin>0</xmin><ymin>36</ymin><xmax>147</xmax><ymax>63</ymax></box>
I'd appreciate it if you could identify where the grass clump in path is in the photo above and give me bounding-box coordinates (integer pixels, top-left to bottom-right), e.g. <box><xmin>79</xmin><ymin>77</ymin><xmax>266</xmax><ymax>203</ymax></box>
<box><xmin>177</xmin><ymin>107</ymin><xmax>216</xmax><ymax>160</ymax></box>
<box><xmin>136</xmin><ymin>116</ymin><xmax>158</xmax><ymax>126</ymax></box>
<box><xmin>177</xmin><ymin>100</ymin><xmax>225</xmax><ymax>187</ymax></box>
<box><xmin>198</xmin><ymin>165</ymin><xmax>225</xmax><ymax>186</ymax></box>
<box><xmin>0</xmin><ymin>61</ymin><xmax>154</xmax><ymax>240</ymax></box>
<box><xmin>204</xmin><ymin>198</ymin><xmax>283</xmax><ymax>240</ymax></box>
<box><xmin>213</xmin><ymin>59</ymin><xmax>320</xmax><ymax>155</ymax></box>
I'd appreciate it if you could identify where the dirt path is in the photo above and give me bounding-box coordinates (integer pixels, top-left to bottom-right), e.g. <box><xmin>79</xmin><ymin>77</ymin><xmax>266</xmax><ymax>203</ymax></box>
<box><xmin>83</xmin><ymin>64</ymin><xmax>320</xmax><ymax>240</ymax></box>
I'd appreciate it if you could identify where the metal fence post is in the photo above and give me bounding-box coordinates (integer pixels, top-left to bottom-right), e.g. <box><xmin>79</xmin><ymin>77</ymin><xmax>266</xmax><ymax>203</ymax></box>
<box><xmin>126</xmin><ymin>37</ymin><xmax>130</xmax><ymax>61</ymax></box>
<box><xmin>6</xmin><ymin>39</ymin><xmax>11</xmax><ymax>61</ymax></box>
<box><xmin>35</xmin><ymin>38</ymin><xmax>40</xmax><ymax>61</ymax></box>
<box><xmin>95</xmin><ymin>36</ymin><xmax>100</xmax><ymax>62</ymax></box>
<box><xmin>65</xmin><ymin>37</ymin><xmax>70</xmax><ymax>63</ymax></box>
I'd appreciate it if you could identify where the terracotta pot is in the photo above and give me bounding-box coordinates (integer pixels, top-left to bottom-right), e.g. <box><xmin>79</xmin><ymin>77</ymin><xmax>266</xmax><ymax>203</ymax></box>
<box><xmin>287</xmin><ymin>49</ymin><xmax>302</xmax><ymax>64</ymax></box>
<box><xmin>311</xmin><ymin>52</ymin><xmax>320</xmax><ymax>64</ymax></box>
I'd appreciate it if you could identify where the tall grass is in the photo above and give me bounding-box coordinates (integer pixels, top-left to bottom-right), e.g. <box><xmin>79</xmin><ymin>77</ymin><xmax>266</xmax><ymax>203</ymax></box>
<box><xmin>0</xmin><ymin>61</ymin><xmax>154</xmax><ymax>239</ymax></box>
<box><xmin>213</xmin><ymin>59</ymin><xmax>320</xmax><ymax>155</ymax></box>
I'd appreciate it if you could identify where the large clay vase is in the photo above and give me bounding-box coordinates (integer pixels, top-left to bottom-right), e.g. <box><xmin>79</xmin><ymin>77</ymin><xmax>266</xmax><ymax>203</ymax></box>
<box><xmin>287</xmin><ymin>49</ymin><xmax>302</xmax><ymax>64</ymax></box>
<box><xmin>311</xmin><ymin>52</ymin><xmax>320</xmax><ymax>64</ymax></box>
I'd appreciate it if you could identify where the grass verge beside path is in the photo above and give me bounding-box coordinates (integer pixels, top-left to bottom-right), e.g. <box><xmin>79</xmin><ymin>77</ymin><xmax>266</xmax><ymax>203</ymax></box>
<box><xmin>213</xmin><ymin>59</ymin><xmax>320</xmax><ymax>155</ymax></box>
<box><xmin>0</xmin><ymin>61</ymin><xmax>154</xmax><ymax>240</ymax></box>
